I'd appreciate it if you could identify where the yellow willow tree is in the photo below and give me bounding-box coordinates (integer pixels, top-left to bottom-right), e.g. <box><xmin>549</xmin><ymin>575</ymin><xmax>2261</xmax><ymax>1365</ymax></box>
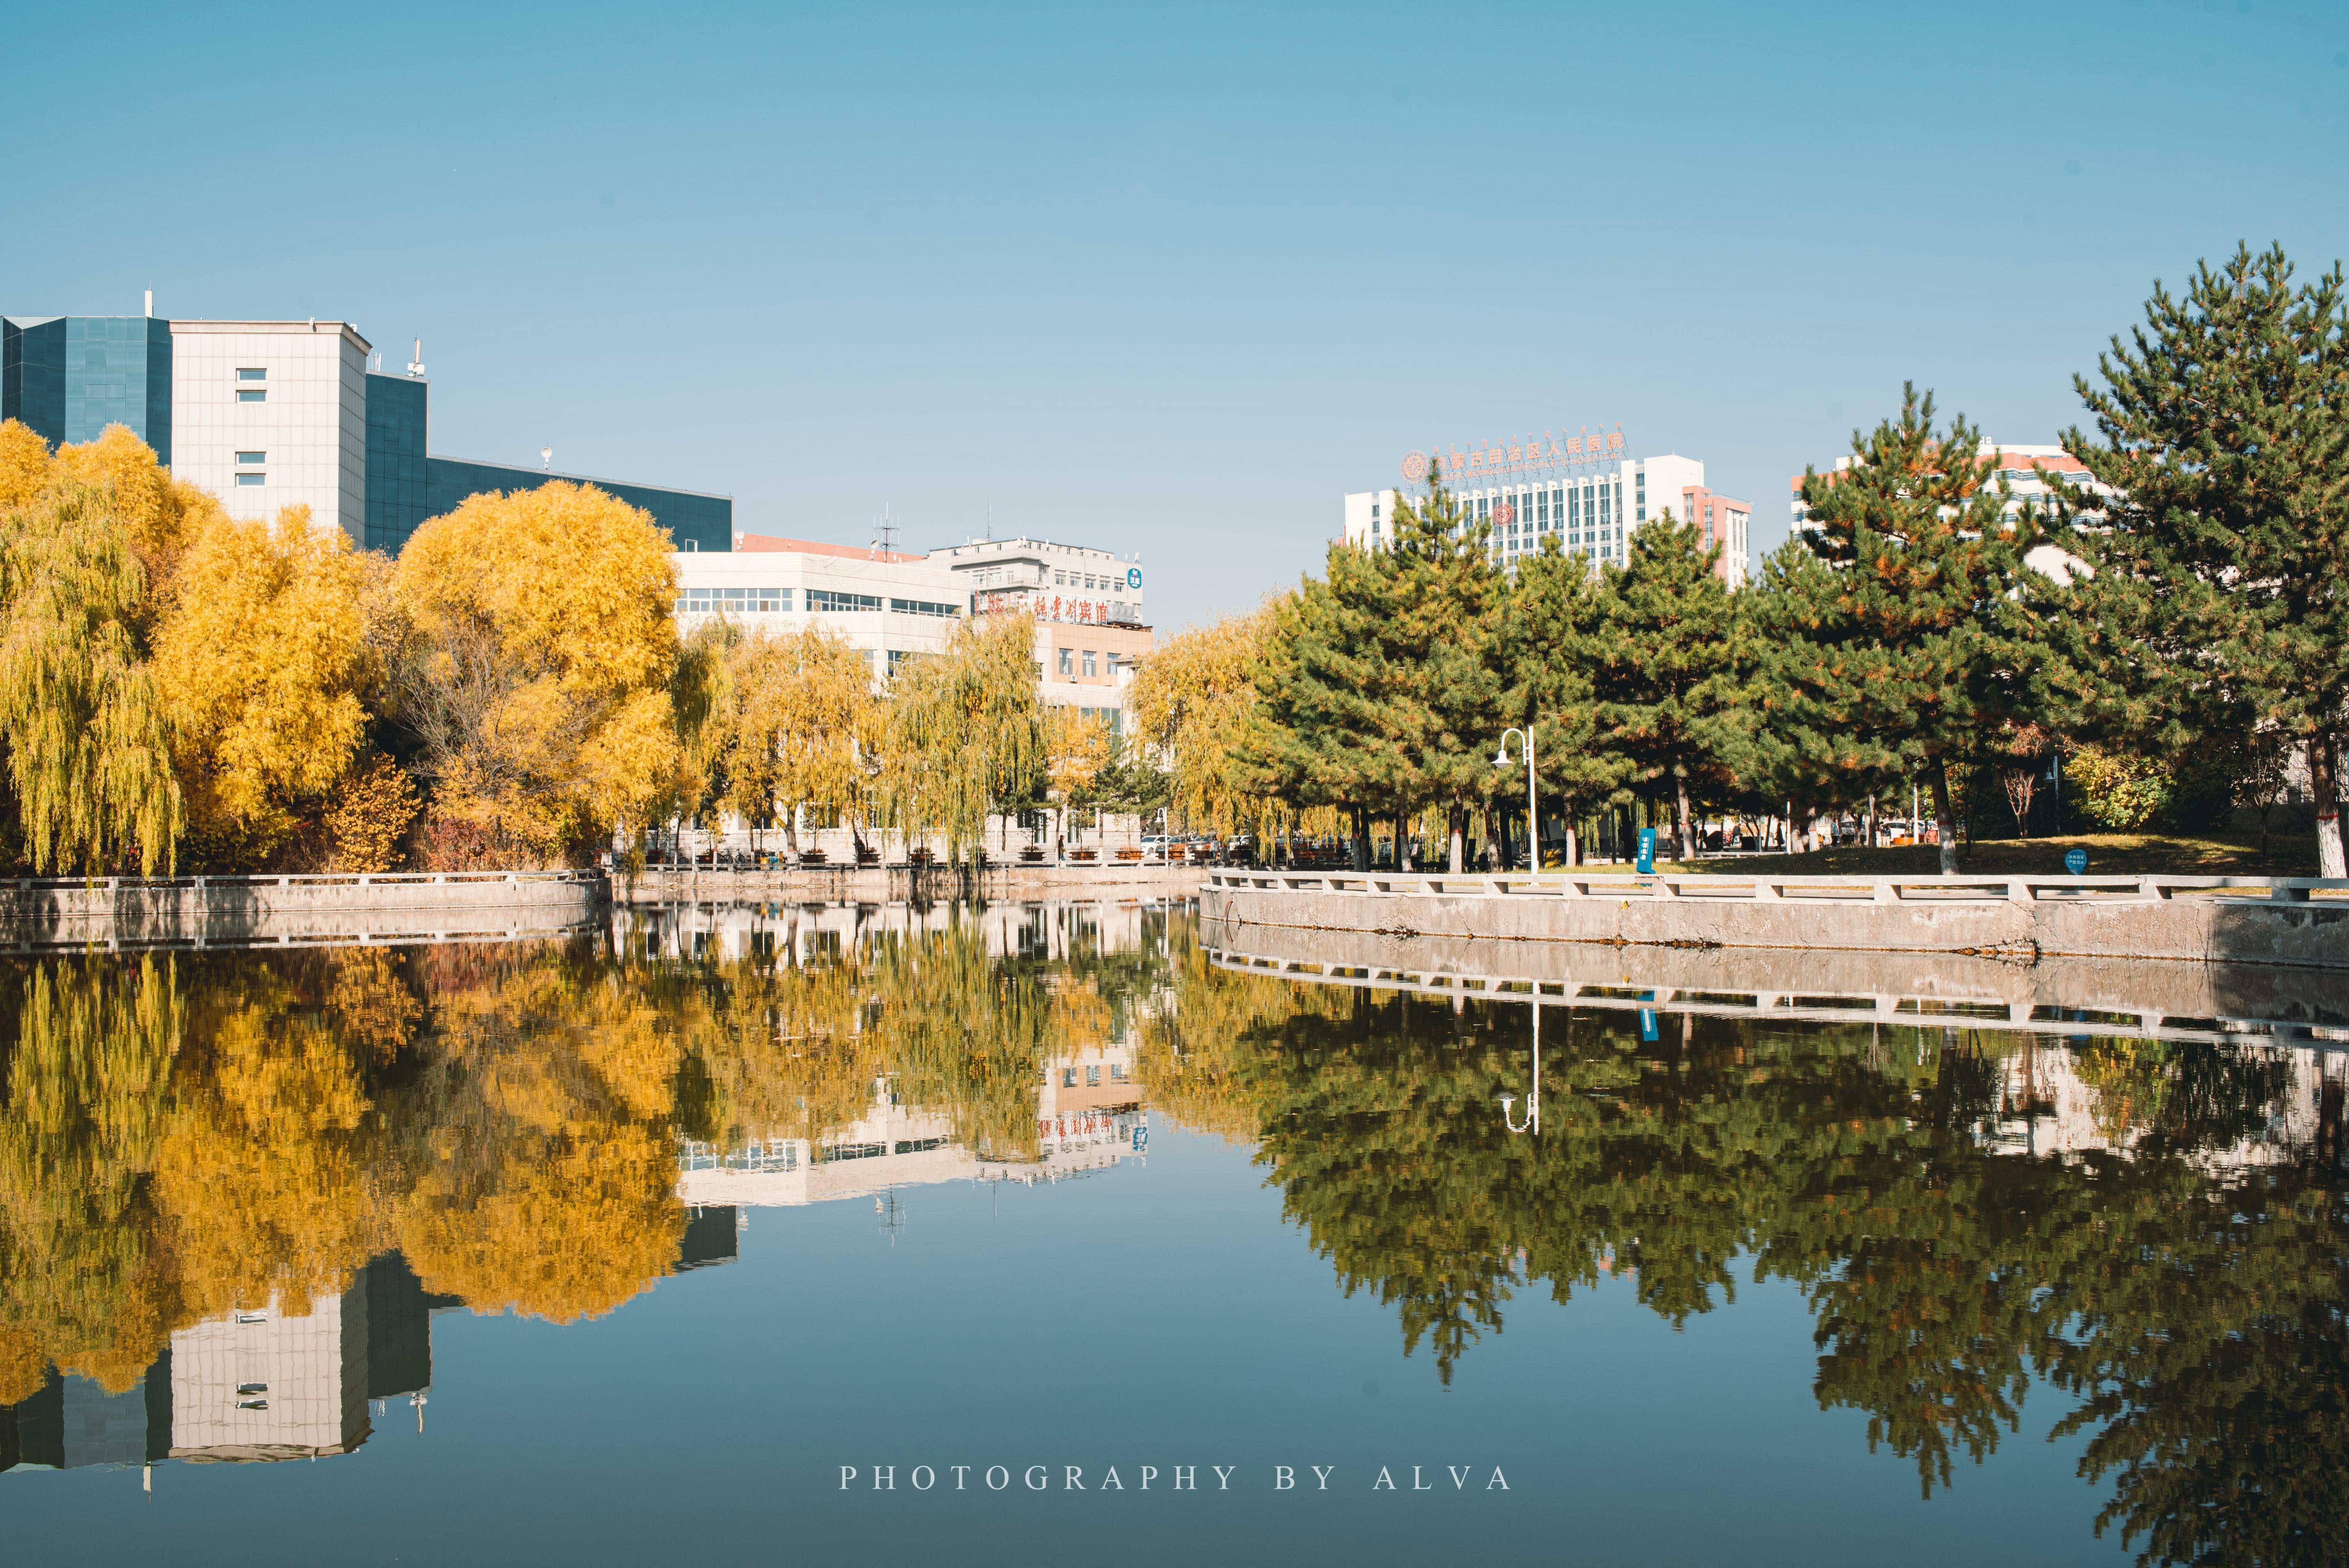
<box><xmin>1043</xmin><ymin>704</ymin><xmax>1111</xmax><ymax>846</ymax></box>
<box><xmin>882</xmin><ymin>611</ymin><xmax>1045</xmax><ymax>861</ymax></box>
<box><xmin>706</xmin><ymin>624</ymin><xmax>880</xmax><ymax>855</ymax></box>
<box><xmin>154</xmin><ymin>504</ymin><xmax>374</xmax><ymax>867</ymax></box>
<box><xmin>0</xmin><ymin>482</ymin><xmax>181</xmax><ymax>874</ymax></box>
<box><xmin>0</xmin><ymin>958</ymin><xmax>185</xmax><ymax>1402</ymax></box>
<box><xmin>390</xmin><ymin>483</ymin><xmax>692</xmax><ymax>865</ymax></box>
<box><xmin>1127</xmin><ymin>598</ymin><xmax>1282</xmax><ymax>838</ymax></box>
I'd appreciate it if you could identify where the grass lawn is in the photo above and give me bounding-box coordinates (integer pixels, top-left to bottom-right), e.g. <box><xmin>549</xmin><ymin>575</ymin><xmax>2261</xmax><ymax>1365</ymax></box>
<box><xmin>1614</xmin><ymin>829</ymin><xmax>2321</xmax><ymax>878</ymax></box>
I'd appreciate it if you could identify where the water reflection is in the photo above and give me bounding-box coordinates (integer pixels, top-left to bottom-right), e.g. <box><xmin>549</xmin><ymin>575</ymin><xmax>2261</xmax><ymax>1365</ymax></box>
<box><xmin>0</xmin><ymin>901</ymin><xmax>2341</xmax><ymax>1566</ymax></box>
<box><xmin>1170</xmin><ymin>926</ymin><xmax>2348</xmax><ymax>1566</ymax></box>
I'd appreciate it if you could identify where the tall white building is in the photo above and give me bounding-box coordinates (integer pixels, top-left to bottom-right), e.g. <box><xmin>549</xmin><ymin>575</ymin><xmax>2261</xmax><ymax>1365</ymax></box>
<box><xmin>169</xmin><ymin>319</ymin><xmax>369</xmax><ymax>540</ymax></box>
<box><xmin>1343</xmin><ymin>444</ymin><xmax>1725</xmax><ymax>577</ymax></box>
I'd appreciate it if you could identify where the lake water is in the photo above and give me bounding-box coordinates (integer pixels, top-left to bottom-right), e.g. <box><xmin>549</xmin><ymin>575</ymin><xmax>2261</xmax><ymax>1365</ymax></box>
<box><xmin>2</xmin><ymin>900</ymin><xmax>2342</xmax><ymax>1567</ymax></box>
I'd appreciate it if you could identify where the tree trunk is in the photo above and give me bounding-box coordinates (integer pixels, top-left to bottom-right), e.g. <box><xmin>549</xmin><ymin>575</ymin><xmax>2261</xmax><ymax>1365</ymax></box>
<box><xmin>2315</xmin><ymin>736</ymin><xmax>2346</xmax><ymax>879</ymax></box>
<box><xmin>1449</xmin><ymin>807</ymin><xmax>1465</xmax><ymax>874</ymax></box>
<box><xmin>1675</xmin><ymin>774</ymin><xmax>1695</xmax><ymax>864</ymax></box>
<box><xmin>1349</xmin><ymin>805</ymin><xmax>1367</xmax><ymax>871</ymax></box>
<box><xmin>1930</xmin><ymin>755</ymin><xmax>1961</xmax><ymax>875</ymax></box>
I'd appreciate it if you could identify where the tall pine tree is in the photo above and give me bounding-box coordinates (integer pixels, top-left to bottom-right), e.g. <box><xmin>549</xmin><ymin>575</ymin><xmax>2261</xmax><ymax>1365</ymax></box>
<box><xmin>1506</xmin><ymin>535</ymin><xmax>1631</xmax><ymax>866</ymax></box>
<box><xmin>1779</xmin><ymin>387</ymin><xmax>2041</xmax><ymax>874</ymax></box>
<box><xmin>1587</xmin><ymin>515</ymin><xmax>1755</xmax><ymax>862</ymax></box>
<box><xmin>2039</xmin><ymin>244</ymin><xmax>2349</xmax><ymax>875</ymax></box>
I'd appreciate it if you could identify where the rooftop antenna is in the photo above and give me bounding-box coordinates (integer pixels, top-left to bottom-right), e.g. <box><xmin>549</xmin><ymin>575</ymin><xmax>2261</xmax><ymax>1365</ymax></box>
<box><xmin>407</xmin><ymin>338</ymin><xmax>426</xmax><ymax>378</ymax></box>
<box><xmin>872</xmin><ymin>503</ymin><xmax>898</xmax><ymax>558</ymax></box>
<box><xmin>144</xmin><ymin>289</ymin><xmax>153</xmax><ymax>319</ymax></box>
<box><xmin>540</xmin><ymin>445</ymin><xmax>553</xmax><ymax>472</ymax></box>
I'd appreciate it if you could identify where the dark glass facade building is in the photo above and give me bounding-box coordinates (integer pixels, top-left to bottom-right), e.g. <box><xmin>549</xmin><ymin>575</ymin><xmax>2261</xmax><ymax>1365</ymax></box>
<box><xmin>362</xmin><ymin>371</ymin><xmax>732</xmax><ymax>554</ymax></box>
<box><xmin>422</xmin><ymin>455</ymin><xmax>733</xmax><ymax>554</ymax></box>
<box><xmin>1</xmin><ymin>315</ymin><xmax>173</xmax><ymax>462</ymax></box>
<box><xmin>362</xmin><ymin>371</ymin><xmax>431</xmax><ymax>551</ymax></box>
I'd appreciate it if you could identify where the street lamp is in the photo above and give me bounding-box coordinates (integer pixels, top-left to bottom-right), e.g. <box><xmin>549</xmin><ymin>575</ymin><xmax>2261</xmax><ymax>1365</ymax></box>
<box><xmin>1493</xmin><ymin>725</ymin><xmax>1539</xmax><ymax>874</ymax></box>
<box><xmin>1499</xmin><ymin>996</ymin><xmax>1541</xmax><ymax>1134</ymax></box>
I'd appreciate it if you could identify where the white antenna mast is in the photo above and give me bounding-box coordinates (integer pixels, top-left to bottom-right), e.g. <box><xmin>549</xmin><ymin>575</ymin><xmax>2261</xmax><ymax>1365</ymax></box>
<box><xmin>872</xmin><ymin>503</ymin><xmax>898</xmax><ymax>558</ymax></box>
<box><xmin>407</xmin><ymin>338</ymin><xmax>426</xmax><ymax>377</ymax></box>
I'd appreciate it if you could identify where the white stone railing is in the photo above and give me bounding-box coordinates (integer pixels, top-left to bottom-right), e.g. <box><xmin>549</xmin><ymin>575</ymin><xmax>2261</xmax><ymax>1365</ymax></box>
<box><xmin>1204</xmin><ymin>869</ymin><xmax>2349</xmax><ymax>905</ymax></box>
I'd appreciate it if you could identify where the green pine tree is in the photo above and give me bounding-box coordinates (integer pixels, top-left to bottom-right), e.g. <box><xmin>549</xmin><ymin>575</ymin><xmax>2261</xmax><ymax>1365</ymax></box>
<box><xmin>1504</xmin><ymin>535</ymin><xmax>1631</xmax><ymax>865</ymax></box>
<box><xmin>1587</xmin><ymin>513</ymin><xmax>1755</xmax><ymax>862</ymax></box>
<box><xmin>1780</xmin><ymin>387</ymin><xmax>2042</xmax><ymax>873</ymax></box>
<box><xmin>2039</xmin><ymin>243</ymin><xmax>2349</xmax><ymax>876</ymax></box>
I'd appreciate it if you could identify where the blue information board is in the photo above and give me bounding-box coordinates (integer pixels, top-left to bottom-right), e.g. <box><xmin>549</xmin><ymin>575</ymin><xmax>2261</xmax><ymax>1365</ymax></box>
<box><xmin>2064</xmin><ymin>848</ymin><xmax>2087</xmax><ymax>875</ymax></box>
<box><xmin>1636</xmin><ymin>828</ymin><xmax>1657</xmax><ymax>875</ymax></box>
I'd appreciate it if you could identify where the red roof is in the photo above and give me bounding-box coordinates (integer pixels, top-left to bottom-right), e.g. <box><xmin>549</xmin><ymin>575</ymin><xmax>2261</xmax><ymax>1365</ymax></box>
<box><xmin>734</xmin><ymin>533</ymin><xmax>924</xmax><ymax>563</ymax></box>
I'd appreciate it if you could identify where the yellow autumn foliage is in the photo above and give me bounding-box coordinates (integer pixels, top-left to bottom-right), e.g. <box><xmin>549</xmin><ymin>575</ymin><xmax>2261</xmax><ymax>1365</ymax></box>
<box><xmin>155</xmin><ymin>504</ymin><xmax>372</xmax><ymax>862</ymax></box>
<box><xmin>393</xmin><ymin>482</ymin><xmax>689</xmax><ymax>862</ymax></box>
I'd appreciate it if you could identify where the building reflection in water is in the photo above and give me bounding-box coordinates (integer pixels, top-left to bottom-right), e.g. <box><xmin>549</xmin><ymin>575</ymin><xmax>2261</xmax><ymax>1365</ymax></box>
<box><xmin>0</xmin><ymin>1255</ymin><xmax>453</xmax><ymax>1475</ymax></box>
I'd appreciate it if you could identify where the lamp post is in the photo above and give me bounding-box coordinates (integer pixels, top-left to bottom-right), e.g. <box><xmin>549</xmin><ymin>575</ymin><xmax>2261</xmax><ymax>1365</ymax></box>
<box><xmin>1493</xmin><ymin>725</ymin><xmax>1539</xmax><ymax>873</ymax></box>
<box><xmin>1500</xmin><ymin>996</ymin><xmax>1540</xmax><ymax>1134</ymax></box>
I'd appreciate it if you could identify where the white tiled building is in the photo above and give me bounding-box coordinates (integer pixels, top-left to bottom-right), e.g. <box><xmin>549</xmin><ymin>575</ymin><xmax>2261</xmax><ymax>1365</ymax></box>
<box><xmin>672</xmin><ymin>532</ymin><xmax>1149</xmax><ymax>729</ymax></box>
<box><xmin>672</xmin><ymin>536</ymin><xmax>969</xmax><ymax>679</ymax></box>
<box><xmin>1344</xmin><ymin>449</ymin><xmax>1715</xmax><ymax>575</ymax></box>
<box><xmin>168</xmin><ymin>319</ymin><xmax>368</xmax><ymax>539</ymax></box>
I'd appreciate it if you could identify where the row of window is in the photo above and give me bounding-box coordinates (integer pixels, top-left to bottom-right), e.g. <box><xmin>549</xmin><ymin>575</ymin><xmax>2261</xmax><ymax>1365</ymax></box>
<box><xmin>1053</xmin><ymin>568</ymin><xmax>1118</xmax><ymax>591</ymax></box>
<box><xmin>675</xmin><ymin>588</ymin><xmax>964</xmax><ymax>618</ymax></box>
<box><xmin>1060</xmin><ymin>1063</ymin><xmax>1129</xmax><ymax>1087</ymax></box>
<box><xmin>1056</xmin><ymin>647</ymin><xmax>1101</xmax><ymax>678</ymax></box>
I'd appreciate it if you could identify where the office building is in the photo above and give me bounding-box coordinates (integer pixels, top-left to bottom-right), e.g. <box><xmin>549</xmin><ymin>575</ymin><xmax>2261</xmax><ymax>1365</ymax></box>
<box><xmin>2</xmin><ymin>301</ymin><xmax>730</xmax><ymax>553</ymax></box>
<box><xmin>671</xmin><ymin>531</ymin><xmax>1150</xmax><ymax>731</ymax></box>
<box><xmin>1342</xmin><ymin>433</ymin><xmax>1740</xmax><ymax>580</ymax></box>
<box><xmin>2</xmin><ymin>313</ymin><xmax>173</xmax><ymax>463</ymax></box>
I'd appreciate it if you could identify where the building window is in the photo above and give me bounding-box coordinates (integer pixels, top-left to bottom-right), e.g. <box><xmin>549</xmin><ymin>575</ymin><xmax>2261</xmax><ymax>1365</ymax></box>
<box><xmin>1059</xmin><ymin>647</ymin><xmax>1073</xmax><ymax>676</ymax></box>
<box><xmin>237</xmin><ymin>367</ymin><xmax>266</xmax><ymax>381</ymax></box>
<box><xmin>236</xmin><ymin>451</ymin><xmax>265</xmax><ymax>464</ymax></box>
<box><xmin>1085</xmin><ymin>1065</ymin><xmax>1100</xmax><ymax>1086</ymax></box>
<box><xmin>1082</xmin><ymin>650</ymin><xmax>1097</xmax><ymax>678</ymax></box>
<box><xmin>806</xmin><ymin>589</ymin><xmax>880</xmax><ymax>612</ymax></box>
<box><xmin>1110</xmin><ymin>1062</ymin><xmax>1126</xmax><ymax>1081</ymax></box>
<box><xmin>237</xmin><ymin>389</ymin><xmax>266</xmax><ymax>403</ymax></box>
<box><xmin>1062</xmin><ymin>1067</ymin><xmax>1077</xmax><ymax>1088</ymax></box>
<box><xmin>236</xmin><ymin>473</ymin><xmax>265</xmax><ymax>486</ymax></box>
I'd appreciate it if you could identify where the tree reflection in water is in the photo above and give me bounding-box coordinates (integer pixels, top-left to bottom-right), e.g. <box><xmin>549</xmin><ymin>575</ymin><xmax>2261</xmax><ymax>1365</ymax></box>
<box><xmin>1142</xmin><ymin>930</ymin><xmax>2348</xmax><ymax>1568</ymax></box>
<box><xmin>0</xmin><ymin>908</ymin><xmax>2340</xmax><ymax>1566</ymax></box>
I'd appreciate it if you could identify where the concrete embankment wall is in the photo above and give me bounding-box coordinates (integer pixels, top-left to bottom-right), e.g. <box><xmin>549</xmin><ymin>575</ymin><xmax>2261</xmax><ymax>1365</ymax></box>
<box><xmin>0</xmin><ymin>873</ymin><xmax>607</xmax><ymax>947</ymax></box>
<box><xmin>620</xmin><ymin>864</ymin><xmax>1206</xmax><ymax>903</ymax></box>
<box><xmin>1204</xmin><ymin>879</ymin><xmax>2349</xmax><ymax>971</ymax></box>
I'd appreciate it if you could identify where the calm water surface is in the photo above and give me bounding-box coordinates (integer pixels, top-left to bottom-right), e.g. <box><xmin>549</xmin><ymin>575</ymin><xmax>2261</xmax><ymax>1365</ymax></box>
<box><xmin>2</xmin><ymin>901</ymin><xmax>2343</xmax><ymax>1567</ymax></box>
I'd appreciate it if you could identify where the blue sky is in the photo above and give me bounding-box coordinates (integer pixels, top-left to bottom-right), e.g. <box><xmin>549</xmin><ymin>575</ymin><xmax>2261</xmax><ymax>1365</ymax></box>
<box><xmin>8</xmin><ymin>0</ymin><xmax>2346</xmax><ymax>629</ymax></box>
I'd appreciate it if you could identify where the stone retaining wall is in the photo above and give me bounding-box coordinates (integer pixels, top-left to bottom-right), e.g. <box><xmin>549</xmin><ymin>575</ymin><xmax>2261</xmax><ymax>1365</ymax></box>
<box><xmin>1204</xmin><ymin>876</ymin><xmax>2349</xmax><ymax>971</ymax></box>
<box><xmin>0</xmin><ymin>872</ymin><xmax>607</xmax><ymax>947</ymax></box>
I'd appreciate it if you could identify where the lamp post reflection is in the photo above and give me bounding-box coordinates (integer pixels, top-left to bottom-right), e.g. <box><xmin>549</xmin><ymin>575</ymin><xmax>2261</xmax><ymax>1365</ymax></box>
<box><xmin>1500</xmin><ymin>997</ymin><xmax>1541</xmax><ymax>1134</ymax></box>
